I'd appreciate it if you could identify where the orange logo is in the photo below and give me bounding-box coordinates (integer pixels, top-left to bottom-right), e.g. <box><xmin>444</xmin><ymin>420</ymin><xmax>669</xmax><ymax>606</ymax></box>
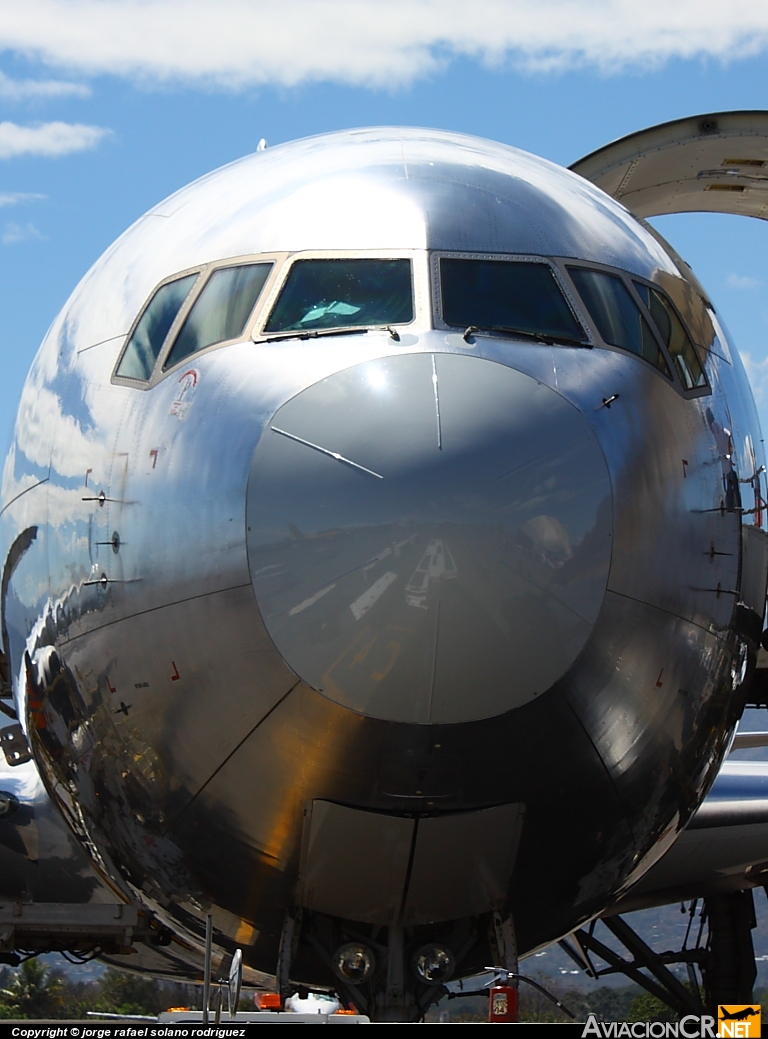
<box><xmin>718</xmin><ymin>1006</ymin><xmax>761</xmax><ymax>1038</ymax></box>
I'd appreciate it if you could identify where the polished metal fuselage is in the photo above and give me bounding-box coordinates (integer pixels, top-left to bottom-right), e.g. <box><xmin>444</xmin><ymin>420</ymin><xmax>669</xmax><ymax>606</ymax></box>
<box><xmin>1</xmin><ymin>128</ymin><xmax>764</xmax><ymax>977</ymax></box>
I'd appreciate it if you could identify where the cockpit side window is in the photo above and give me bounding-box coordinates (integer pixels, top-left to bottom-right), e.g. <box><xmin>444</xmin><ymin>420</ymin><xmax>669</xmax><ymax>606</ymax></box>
<box><xmin>440</xmin><ymin>258</ymin><xmax>587</xmax><ymax>343</ymax></box>
<box><xmin>264</xmin><ymin>258</ymin><xmax>413</xmax><ymax>333</ymax></box>
<box><xmin>164</xmin><ymin>262</ymin><xmax>273</xmax><ymax>370</ymax></box>
<box><xmin>116</xmin><ymin>274</ymin><xmax>198</xmax><ymax>381</ymax></box>
<box><xmin>568</xmin><ymin>267</ymin><xmax>671</xmax><ymax>378</ymax></box>
<box><xmin>634</xmin><ymin>282</ymin><xmax>708</xmax><ymax>391</ymax></box>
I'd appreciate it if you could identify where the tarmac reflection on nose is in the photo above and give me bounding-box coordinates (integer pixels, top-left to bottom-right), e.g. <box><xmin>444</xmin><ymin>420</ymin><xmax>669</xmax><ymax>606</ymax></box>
<box><xmin>247</xmin><ymin>352</ymin><xmax>612</xmax><ymax>723</ymax></box>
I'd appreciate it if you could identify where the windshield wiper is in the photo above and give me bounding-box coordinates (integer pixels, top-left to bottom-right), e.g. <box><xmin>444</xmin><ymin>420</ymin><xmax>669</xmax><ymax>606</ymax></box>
<box><xmin>462</xmin><ymin>325</ymin><xmax>589</xmax><ymax>348</ymax></box>
<box><xmin>260</xmin><ymin>324</ymin><xmax>406</xmax><ymax>345</ymax></box>
<box><xmin>260</xmin><ymin>326</ymin><xmax>372</xmax><ymax>344</ymax></box>
<box><xmin>259</xmin><ymin>324</ymin><xmax>409</xmax><ymax>344</ymax></box>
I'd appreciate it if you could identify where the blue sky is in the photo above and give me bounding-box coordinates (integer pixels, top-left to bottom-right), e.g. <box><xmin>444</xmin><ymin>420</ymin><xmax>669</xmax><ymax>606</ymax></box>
<box><xmin>2</xmin><ymin>2</ymin><xmax>768</xmax><ymax>457</ymax></box>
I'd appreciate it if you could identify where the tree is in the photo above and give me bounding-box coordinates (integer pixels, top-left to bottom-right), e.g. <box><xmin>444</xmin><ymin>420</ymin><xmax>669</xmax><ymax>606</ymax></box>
<box><xmin>628</xmin><ymin>991</ymin><xmax>676</xmax><ymax>1023</ymax></box>
<box><xmin>92</xmin><ymin>968</ymin><xmax>196</xmax><ymax>1017</ymax></box>
<box><xmin>0</xmin><ymin>959</ymin><xmax>65</xmax><ymax>1018</ymax></box>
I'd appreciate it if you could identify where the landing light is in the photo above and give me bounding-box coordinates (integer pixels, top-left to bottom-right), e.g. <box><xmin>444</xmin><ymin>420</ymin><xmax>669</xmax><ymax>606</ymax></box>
<box><xmin>412</xmin><ymin>943</ymin><xmax>454</xmax><ymax>984</ymax></box>
<box><xmin>333</xmin><ymin>942</ymin><xmax>375</xmax><ymax>984</ymax></box>
<box><xmin>0</xmin><ymin>791</ymin><xmax>18</xmax><ymax>819</ymax></box>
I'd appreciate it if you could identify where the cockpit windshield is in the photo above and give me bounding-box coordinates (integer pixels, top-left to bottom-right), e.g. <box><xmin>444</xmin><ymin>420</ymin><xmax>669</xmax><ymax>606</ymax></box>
<box><xmin>264</xmin><ymin>258</ymin><xmax>413</xmax><ymax>333</ymax></box>
<box><xmin>116</xmin><ymin>273</ymin><xmax>198</xmax><ymax>381</ymax></box>
<box><xmin>439</xmin><ymin>258</ymin><xmax>588</xmax><ymax>343</ymax></box>
<box><xmin>164</xmin><ymin>262</ymin><xmax>272</xmax><ymax>370</ymax></box>
<box><xmin>569</xmin><ymin>267</ymin><xmax>671</xmax><ymax>378</ymax></box>
<box><xmin>633</xmin><ymin>282</ymin><xmax>707</xmax><ymax>390</ymax></box>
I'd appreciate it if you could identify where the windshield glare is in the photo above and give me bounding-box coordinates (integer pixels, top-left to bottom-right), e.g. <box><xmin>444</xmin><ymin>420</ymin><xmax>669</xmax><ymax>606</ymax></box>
<box><xmin>117</xmin><ymin>273</ymin><xmax>198</xmax><ymax>380</ymax></box>
<box><xmin>164</xmin><ymin>262</ymin><xmax>272</xmax><ymax>369</ymax></box>
<box><xmin>570</xmin><ymin>268</ymin><xmax>671</xmax><ymax>378</ymax></box>
<box><xmin>440</xmin><ymin>258</ymin><xmax>587</xmax><ymax>342</ymax></box>
<box><xmin>265</xmin><ymin>258</ymin><xmax>413</xmax><ymax>333</ymax></box>
<box><xmin>634</xmin><ymin>282</ymin><xmax>707</xmax><ymax>390</ymax></box>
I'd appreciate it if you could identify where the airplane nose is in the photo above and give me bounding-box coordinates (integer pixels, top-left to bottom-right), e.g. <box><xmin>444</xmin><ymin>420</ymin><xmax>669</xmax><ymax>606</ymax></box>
<box><xmin>246</xmin><ymin>352</ymin><xmax>612</xmax><ymax>724</ymax></box>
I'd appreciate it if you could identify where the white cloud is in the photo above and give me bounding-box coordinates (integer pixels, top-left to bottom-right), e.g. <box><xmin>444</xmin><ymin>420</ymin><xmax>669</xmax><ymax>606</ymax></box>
<box><xmin>728</xmin><ymin>273</ymin><xmax>760</xmax><ymax>290</ymax></box>
<box><xmin>0</xmin><ymin>1</ymin><xmax>768</xmax><ymax>89</ymax></box>
<box><xmin>0</xmin><ymin>69</ymin><xmax>89</xmax><ymax>100</ymax></box>
<box><xmin>2</xmin><ymin>221</ymin><xmax>44</xmax><ymax>244</ymax></box>
<box><xmin>0</xmin><ymin>191</ymin><xmax>46</xmax><ymax>206</ymax></box>
<box><xmin>14</xmin><ymin>382</ymin><xmax>107</xmax><ymax>481</ymax></box>
<box><xmin>740</xmin><ymin>349</ymin><xmax>768</xmax><ymax>450</ymax></box>
<box><xmin>740</xmin><ymin>350</ymin><xmax>768</xmax><ymax>405</ymax></box>
<box><xmin>0</xmin><ymin>121</ymin><xmax>110</xmax><ymax>159</ymax></box>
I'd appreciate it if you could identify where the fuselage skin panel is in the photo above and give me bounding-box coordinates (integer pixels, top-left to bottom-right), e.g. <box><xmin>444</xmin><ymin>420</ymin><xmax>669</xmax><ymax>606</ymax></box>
<box><xmin>0</xmin><ymin>128</ymin><xmax>763</xmax><ymax>980</ymax></box>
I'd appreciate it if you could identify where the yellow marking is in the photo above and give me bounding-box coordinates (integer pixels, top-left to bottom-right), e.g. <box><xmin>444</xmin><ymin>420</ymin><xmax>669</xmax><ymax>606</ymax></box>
<box><xmin>235</xmin><ymin>919</ymin><xmax>257</xmax><ymax>945</ymax></box>
<box><xmin>320</xmin><ymin>625</ymin><xmax>374</xmax><ymax>697</ymax></box>
<box><xmin>371</xmin><ymin>642</ymin><xmax>401</xmax><ymax>682</ymax></box>
<box><xmin>348</xmin><ymin>637</ymin><xmax>377</xmax><ymax>670</ymax></box>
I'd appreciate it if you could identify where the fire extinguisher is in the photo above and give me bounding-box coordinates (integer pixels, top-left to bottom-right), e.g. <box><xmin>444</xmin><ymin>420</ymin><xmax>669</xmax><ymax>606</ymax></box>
<box><xmin>488</xmin><ymin>983</ymin><xmax>519</xmax><ymax>1023</ymax></box>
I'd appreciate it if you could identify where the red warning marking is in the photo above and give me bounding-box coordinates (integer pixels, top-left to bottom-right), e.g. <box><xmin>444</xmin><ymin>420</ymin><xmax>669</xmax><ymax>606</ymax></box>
<box><xmin>85</xmin><ymin>468</ymin><xmax>92</xmax><ymax>487</ymax></box>
<box><xmin>106</xmin><ymin>676</ymin><xmax>116</xmax><ymax>694</ymax></box>
<box><xmin>655</xmin><ymin>668</ymin><xmax>664</xmax><ymax>687</ymax></box>
<box><xmin>682</xmin><ymin>460</ymin><xmax>688</xmax><ymax>478</ymax></box>
<box><xmin>171</xmin><ymin>661</ymin><xmax>180</xmax><ymax>682</ymax></box>
<box><xmin>149</xmin><ymin>449</ymin><xmax>158</xmax><ymax>469</ymax></box>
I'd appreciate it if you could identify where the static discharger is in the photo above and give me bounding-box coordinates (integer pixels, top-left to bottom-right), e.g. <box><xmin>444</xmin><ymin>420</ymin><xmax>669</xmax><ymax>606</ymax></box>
<box><xmin>271</xmin><ymin>426</ymin><xmax>383</xmax><ymax>479</ymax></box>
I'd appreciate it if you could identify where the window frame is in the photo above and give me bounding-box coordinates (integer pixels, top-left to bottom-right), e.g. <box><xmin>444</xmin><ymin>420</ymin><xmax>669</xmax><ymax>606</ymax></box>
<box><xmin>630</xmin><ymin>276</ymin><xmax>711</xmax><ymax>397</ymax></box>
<box><xmin>111</xmin><ymin>264</ymin><xmax>203</xmax><ymax>388</ymax></box>
<box><xmin>562</xmin><ymin>258</ymin><xmax>711</xmax><ymax>398</ymax></box>
<box><xmin>562</xmin><ymin>260</ymin><xmax>672</xmax><ymax>381</ymax></box>
<box><xmin>111</xmin><ymin>254</ymin><xmax>287</xmax><ymax>389</ymax></box>
<box><xmin>252</xmin><ymin>249</ymin><xmax>422</xmax><ymax>341</ymax></box>
<box><xmin>430</xmin><ymin>251</ymin><xmax>593</xmax><ymax>346</ymax></box>
<box><xmin>112</xmin><ymin>247</ymin><xmax>710</xmax><ymax>400</ymax></box>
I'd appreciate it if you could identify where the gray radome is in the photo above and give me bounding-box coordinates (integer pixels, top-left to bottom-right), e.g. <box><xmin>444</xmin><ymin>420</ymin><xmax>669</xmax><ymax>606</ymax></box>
<box><xmin>247</xmin><ymin>352</ymin><xmax>612</xmax><ymax>723</ymax></box>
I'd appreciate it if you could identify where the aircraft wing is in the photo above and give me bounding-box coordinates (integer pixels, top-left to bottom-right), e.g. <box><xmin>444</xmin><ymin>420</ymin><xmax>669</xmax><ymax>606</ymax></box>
<box><xmin>570</xmin><ymin>111</ymin><xmax>768</xmax><ymax>219</ymax></box>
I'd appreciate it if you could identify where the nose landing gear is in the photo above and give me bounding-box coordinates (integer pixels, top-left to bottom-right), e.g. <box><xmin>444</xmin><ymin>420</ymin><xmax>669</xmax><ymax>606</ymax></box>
<box><xmin>277</xmin><ymin>909</ymin><xmax>517</xmax><ymax>1022</ymax></box>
